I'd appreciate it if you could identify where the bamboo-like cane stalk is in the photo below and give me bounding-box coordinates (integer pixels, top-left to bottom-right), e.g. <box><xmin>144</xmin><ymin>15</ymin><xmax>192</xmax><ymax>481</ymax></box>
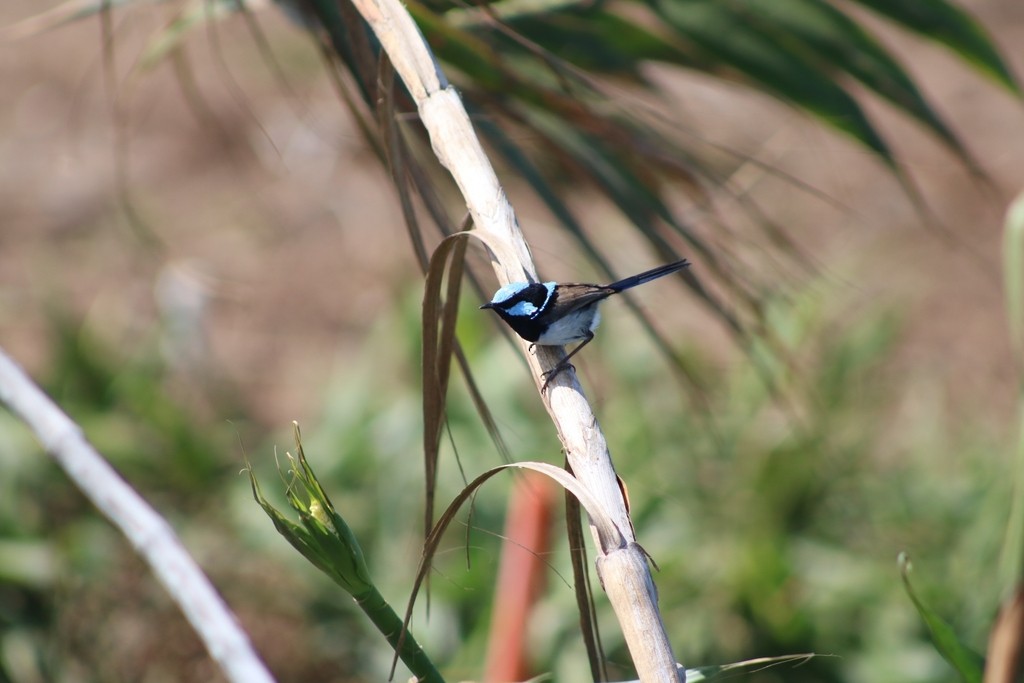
<box><xmin>343</xmin><ymin>0</ymin><xmax>685</xmax><ymax>678</ymax></box>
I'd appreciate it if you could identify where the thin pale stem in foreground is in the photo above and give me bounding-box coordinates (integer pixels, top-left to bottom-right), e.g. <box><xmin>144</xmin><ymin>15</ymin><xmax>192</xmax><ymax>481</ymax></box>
<box><xmin>0</xmin><ymin>348</ymin><xmax>276</xmax><ymax>683</ymax></box>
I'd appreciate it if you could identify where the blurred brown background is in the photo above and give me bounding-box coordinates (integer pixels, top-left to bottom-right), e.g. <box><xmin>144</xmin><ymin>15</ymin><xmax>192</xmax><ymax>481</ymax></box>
<box><xmin>3</xmin><ymin>2</ymin><xmax>1024</xmax><ymax>682</ymax></box>
<box><xmin>1</xmin><ymin>0</ymin><xmax>1022</xmax><ymax>425</ymax></box>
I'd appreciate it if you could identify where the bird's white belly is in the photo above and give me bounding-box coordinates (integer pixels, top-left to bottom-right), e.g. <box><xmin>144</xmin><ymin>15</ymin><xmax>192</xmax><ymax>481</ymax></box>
<box><xmin>535</xmin><ymin>307</ymin><xmax>600</xmax><ymax>345</ymax></box>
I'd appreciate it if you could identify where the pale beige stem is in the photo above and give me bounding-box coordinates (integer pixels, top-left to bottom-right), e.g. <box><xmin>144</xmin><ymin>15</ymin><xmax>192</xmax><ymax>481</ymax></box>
<box><xmin>343</xmin><ymin>0</ymin><xmax>686</xmax><ymax>678</ymax></box>
<box><xmin>0</xmin><ymin>349</ymin><xmax>276</xmax><ymax>683</ymax></box>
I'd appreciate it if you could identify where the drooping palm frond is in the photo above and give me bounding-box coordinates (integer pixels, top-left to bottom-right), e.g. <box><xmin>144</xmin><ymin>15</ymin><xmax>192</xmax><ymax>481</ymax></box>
<box><xmin>26</xmin><ymin>0</ymin><xmax>1017</xmax><ymax>343</ymax></box>
<box><xmin>287</xmin><ymin>0</ymin><xmax>1018</xmax><ymax>345</ymax></box>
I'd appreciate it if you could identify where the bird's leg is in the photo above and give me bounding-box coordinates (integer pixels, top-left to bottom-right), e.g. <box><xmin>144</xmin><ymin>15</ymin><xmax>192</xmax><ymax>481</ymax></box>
<box><xmin>541</xmin><ymin>331</ymin><xmax>594</xmax><ymax>391</ymax></box>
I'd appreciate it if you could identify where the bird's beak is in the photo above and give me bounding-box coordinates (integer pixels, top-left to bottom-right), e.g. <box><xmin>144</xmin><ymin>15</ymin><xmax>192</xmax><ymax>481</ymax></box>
<box><xmin>480</xmin><ymin>302</ymin><xmax>494</xmax><ymax>310</ymax></box>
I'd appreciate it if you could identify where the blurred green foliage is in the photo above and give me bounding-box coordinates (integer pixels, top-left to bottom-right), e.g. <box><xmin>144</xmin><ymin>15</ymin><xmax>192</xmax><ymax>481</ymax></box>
<box><xmin>1</xmin><ymin>273</ymin><xmax>1013</xmax><ymax>682</ymax></box>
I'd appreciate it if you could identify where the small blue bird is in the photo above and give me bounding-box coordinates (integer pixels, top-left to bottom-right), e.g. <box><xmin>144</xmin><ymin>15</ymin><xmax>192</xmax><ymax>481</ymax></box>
<box><xmin>481</xmin><ymin>259</ymin><xmax>690</xmax><ymax>386</ymax></box>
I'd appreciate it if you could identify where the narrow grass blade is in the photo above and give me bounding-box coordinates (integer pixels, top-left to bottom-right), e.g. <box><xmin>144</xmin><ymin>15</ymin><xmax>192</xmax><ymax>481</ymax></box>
<box><xmin>378</xmin><ymin>58</ymin><xmax>466</xmax><ymax>276</ymax></box>
<box><xmin>395</xmin><ymin>460</ymin><xmax>625</xmax><ymax>679</ymax></box>
<box><xmin>420</xmin><ymin>228</ymin><xmax>526</xmax><ymax>531</ymax></box>
<box><xmin>683</xmin><ymin>653</ymin><xmax>819</xmax><ymax>681</ymax></box>
<box><xmin>1000</xmin><ymin>191</ymin><xmax>1024</xmax><ymax>586</ymax></box>
<box><xmin>137</xmin><ymin>0</ymin><xmax>240</xmax><ymax>71</ymax></box>
<box><xmin>422</xmin><ymin>234</ymin><xmax>469</xmax><ymax>538</ymax></box>
<box><xmin>1003</xmin><ymin>192</ymin><xmax>1024</xmax><ymax>361</ymax></box>
<box><xmin>899</xmin><ymin>553</ymin><xmax>985</xmax><ymax>682</ymax></box>
<box><xmin>564</xmin><ymin>468</ymin><xmax>608</xmax><ymax>682</ymax></box>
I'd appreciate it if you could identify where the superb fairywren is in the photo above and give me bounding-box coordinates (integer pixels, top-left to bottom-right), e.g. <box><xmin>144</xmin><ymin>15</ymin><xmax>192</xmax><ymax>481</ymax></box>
<box><xmin>481</xmin><ymin>259</ymin><xmax>690</xmax><ymax>387</ymax></box>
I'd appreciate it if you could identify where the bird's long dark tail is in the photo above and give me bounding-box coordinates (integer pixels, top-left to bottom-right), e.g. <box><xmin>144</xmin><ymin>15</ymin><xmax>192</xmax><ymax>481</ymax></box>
<box><xmin>607</xmin><ymin>259</ymin><xmax>690</xmax><ymax>292</ymax></box>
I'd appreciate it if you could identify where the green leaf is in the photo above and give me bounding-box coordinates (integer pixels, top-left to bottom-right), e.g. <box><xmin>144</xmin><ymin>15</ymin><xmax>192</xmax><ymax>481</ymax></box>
<box><xmin>999</xmin><ymin>191</ymin><xmax>1024</xmax><ymax>586</ymax></box>
<box><xmin>724</xmin><ymin>0</ymin><xmax>977</xmax><ymax>169</ymax></box>
<box><xmin>1004</xmin><ymin>191</ymin><xmax>1024</xmax><ymax>383</ymax></box>
<box><xmin>852</xmin><ymin>0</ymin><xmax>1021</xmax><ymax>94</ymax></box>
<box><xmin>899</xmin><ymin>553</ymin><xmax>986</xmax><ymax>682</ymax></box>
<box><xmin>648</xmin><ymin>0</ymin><xmax>896</xmax><ymax>164</ymax></box>
<box><xmin>495</xmin><ymin>9</ymin><xmax>707</xmax><ymax>76</ymax></box>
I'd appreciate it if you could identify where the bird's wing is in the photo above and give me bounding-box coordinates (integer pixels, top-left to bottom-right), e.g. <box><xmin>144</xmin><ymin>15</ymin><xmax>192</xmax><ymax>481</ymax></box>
<box><xmin>548</xmin><ymin>284</ymin><xmax>617</xmax><ymax>316</ymax></box>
